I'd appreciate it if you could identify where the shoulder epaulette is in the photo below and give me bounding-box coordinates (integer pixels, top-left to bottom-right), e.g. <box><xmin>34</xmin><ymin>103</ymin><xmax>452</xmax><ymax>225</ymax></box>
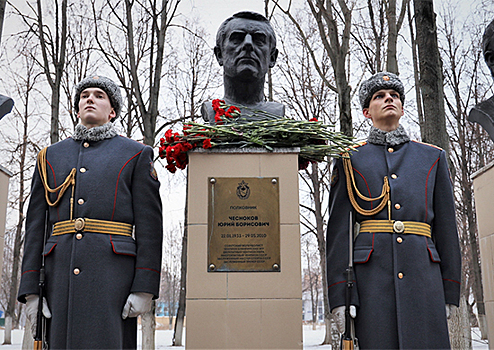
<box><xmin>344</xmin><ymin>141</ymin><xmax>367</xmax><ymax>152</ymax></box>
<box><xmin>411</xmin><ymin>140</ymin><xmax>443</xmax><ymax>151</ymax></box>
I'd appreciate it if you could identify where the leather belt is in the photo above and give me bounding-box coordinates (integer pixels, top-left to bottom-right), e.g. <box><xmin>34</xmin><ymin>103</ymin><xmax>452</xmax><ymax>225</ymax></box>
<box><xmin>359</xmin><ymin>220</ymin><xmax>431</xmax><ymax>238</ymax></box>
<box><xmin>53</xmin><ymin>218</ymin><xmax>133</xmax><ymax>237</ymax></box>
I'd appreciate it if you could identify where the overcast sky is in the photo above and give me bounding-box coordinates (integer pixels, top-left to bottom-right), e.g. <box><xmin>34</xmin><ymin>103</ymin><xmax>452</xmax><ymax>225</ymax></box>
<box><xmin>180</xmin><ymin>0</ymin><xmax>479</xmax><ymax>41</ymax></box>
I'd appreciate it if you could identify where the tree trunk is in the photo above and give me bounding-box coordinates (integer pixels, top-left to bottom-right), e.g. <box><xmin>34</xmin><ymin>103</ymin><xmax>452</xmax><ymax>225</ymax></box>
<box><xmin>141</xmin><ymin>303</ymin><xmax>156</xmax><ymax>350</ymax></box>
<box><xmin>448</xmin><ymin>293</ymin><xmax>472</xmax><ymax>350</ymax></box>
<box><xmin>6</xmin><ymin>78</ymin><xmax>31</xmax><ymax>335</ymax></box>
<box><xmin>386</xmin><ymin>0</ymin><xmax>399</xmax><ymax>74</ymax></box>
<box><xmin>307</xmin><ymin>163</ymin><xmax>333</xmax><ymax>345</ymax></box>
<box><xmin>336</xmin><ymin>72</ymin><xmax>353</xmax><ymax>137</ymax></box>
<box><xmin>265</xmin><ymin>0</ymin><xmax>274</xmax><ymax>102</ymax></box>
<box><xmin>0</xmin><ymin>0</ymin><xmax>7</xmax><ymax>45</ymax></box>
<box><xmin>413</xmin><ymin>0</ymin><xmax>449</xmax><ymax>153</ymax></box>
<box><xmin>407</xmin><ymin>0</ymin><xmax>424</xmax><ymax>136</ymax></box>
<box><xmin>173</xmin><ymin>177</ymin><xmax>188</xmax><ymax>347</ymax></box>
<box><xmin>36</xmin><ymin>0</ymin><xmax>67</xmax><ymax>145</ymax></box>
<box><xmin>3</xmin><ymin>316</ymin><xmax>12</xmax><ymax>345</ymax></box>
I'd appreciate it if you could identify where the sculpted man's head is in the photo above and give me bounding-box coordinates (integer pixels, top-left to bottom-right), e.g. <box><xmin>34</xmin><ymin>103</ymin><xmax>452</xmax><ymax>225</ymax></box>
<box><xmin>201</xmin><ymin>11</ymin><xmax>284</xmax><ymax>122</ymax></box>
<box><xmin>468</xmin><ymin>19</ymin><xmax>494</xmax><ymax>142</ymax></box>
<box><xmin>483</xmin><ymin>19</ymin><xmax>494</xmax><ymax>77</ymax></box>
<box><xmin>214</xmin><ymin>11</ymin><xmax>278</xmax><ymax>82</ymax></box>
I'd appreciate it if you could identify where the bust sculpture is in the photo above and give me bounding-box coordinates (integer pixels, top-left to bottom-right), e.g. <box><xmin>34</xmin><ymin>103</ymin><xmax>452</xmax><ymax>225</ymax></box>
<box><xmin>469</xmin><ymin>19</ymin><xmax>494</xmax><ymax>141</ymax></box>
<box><xmin>0</xmin><ymin>94</ymin><xmax>13</xmax><ymax>120</ymax></box>
<box><xmin>201</xmin><ymin>11</ymin><xmax>285</xmax><ymax>123</ymax></box>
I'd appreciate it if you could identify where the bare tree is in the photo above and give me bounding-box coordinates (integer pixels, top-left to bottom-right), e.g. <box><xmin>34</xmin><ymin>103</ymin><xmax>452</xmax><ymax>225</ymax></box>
<box><xmin>352</xmin><ymin>0</ymin><xmax>409</xmax><ymax>75</ymax></box>
<box><xmin>274</xmin><ymin>0</ymin><xmax>353</xmax><ymax>136</ymax></box>
<box><xmin>0</xmin><ymin>38</ymin><xmax>44</xmax><ymax>343</ymax></box>
<box><xmin>162</xmin><ymin>19</ymin><xmax>220</xmax><ymax>347</ymax></box>
<box><xmin>91</xmin><ymin>0</ymin><xmax>180</xmax><ymax>145</ymax></box>
<box><xmin>385</xmin><ymin>0</ymin><xmax>409</xmax><ymax>74</ymax></box>
<box><xmin>413</xmin><ymin>0</ymin><xmax>449</xmax><ymax>152</ymax></box>
<box><xmin>62</xmin><ymin>0</ymin><xmax>98</xmax><ymax>132</ymax></box>
<box><xmin>12</xmin><ymin>0</ymin><xmax>68</xmax><ymax>144</ymax></box>
<box><xmin>439</xmin><ymin>3</ymin><xmax>494</xmax><ymax>341</ymax></box>
<box><xmin>274</xmin><ymin>9</ymin><xmax>339</xmax><ymax>346</ymax></box>
<box><xmin>302</xmin><ymin>238</ymin><xmax>322</xmax><ymax>330</ymax></box>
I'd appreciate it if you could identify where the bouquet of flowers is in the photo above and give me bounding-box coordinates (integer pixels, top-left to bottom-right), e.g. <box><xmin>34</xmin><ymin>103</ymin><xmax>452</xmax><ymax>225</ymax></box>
<box><xmin>159</xmin><ymin>99</ymin><xmax>355</xmax><ymax>173</ymax></box>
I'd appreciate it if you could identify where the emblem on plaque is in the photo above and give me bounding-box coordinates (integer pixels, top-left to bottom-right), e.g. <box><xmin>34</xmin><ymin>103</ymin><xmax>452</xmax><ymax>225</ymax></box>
<box><xmin>236</xmin><ymin>180</ymin><xmax>250</xmax><ymax>200</ymax></box>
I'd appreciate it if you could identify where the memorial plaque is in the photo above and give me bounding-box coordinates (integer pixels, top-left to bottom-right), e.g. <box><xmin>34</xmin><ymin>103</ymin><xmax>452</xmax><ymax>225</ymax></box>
<box><xmin>208</xmin><ymin>177</ymin><xmax>280</xmax><ymax>272</ymax></box>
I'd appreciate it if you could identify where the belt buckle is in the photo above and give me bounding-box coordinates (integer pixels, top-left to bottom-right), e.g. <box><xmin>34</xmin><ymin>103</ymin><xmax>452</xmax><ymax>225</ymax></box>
<box><xmin>74</xmin><ymin>218</ymin><xmax>85</xmax><ymax>232</ymax></box>
<box><xmin>393</xmin><ymin>220</ymin><xmax>405</xmax><ymax>234</ymax></box>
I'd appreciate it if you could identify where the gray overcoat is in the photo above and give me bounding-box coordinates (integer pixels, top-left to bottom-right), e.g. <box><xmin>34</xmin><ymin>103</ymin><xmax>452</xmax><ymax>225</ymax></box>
<box><xmin>327</xmin><ymin>136</ymin><xmax>461</xmax><ymax>349</ymax></box>
<box><xmin>18</xmin><ymin>135</ymin><xmax>163</xmax><ymax>349</ymax></box>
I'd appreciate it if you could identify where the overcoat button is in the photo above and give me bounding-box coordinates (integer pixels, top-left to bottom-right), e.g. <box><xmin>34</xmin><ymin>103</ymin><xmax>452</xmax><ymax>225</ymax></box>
<box><xmin>388</xmin><ymin>147</ymin><xmax>394</xmax><ymax>153</ymax></box>
<box><xmin>74</xmin><ymin>268</ymin><xmax>80</xmax><ymax>275</ymax></box>
<box><xmin>395</xmin><ymin>203</ymin><xmax>401</xmax><ymax>210</ymax></box>
<box><xmin>78</xmin><ymin>198</ymin><xmax>85</xmax><ymax>205</ymax></box>
<box><xmin>76</xmin><ymin>233</ymin><xmax>83</xmax><ymax>240</ymax></box>
<box><xmin>397</xmin><ymin>237</ymin><xmax>403</xmax><ymax>243</ymax></box>
<box><xmin>398</xmin><ymin>272</ymin><xmax>404</xmax><ymax>279</ymax></box>
<box><xmin>391</xmin><ymin>174</ymin><xmax>398</xmax><ymax>179</ymax></box>
<box><xmin>83</xmin><ymin>142</ymin><xmax>89</xmax><ymax>148</ymax></box>
<box><xmin>80</xmin><ymin>167</ymin><xmax>87</xmax><ymax>173</ymax></box>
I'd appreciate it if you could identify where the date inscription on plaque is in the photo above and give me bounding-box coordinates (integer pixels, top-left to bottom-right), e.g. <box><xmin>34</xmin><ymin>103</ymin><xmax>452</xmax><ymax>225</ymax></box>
<box><xmin>208</xmin><ymin>177</ymin><xmax>280</xmax><ymax>272</ymax></box>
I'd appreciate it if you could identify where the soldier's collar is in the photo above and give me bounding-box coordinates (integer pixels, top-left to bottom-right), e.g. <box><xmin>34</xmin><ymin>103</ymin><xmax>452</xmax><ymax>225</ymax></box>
<box><xmin>72</xmin><ymin>122</ymin><xmax>118</xmax><ymax>141</ymax></box>
<box><xmin>367</xmin><ymin>124</ymin><xmax>410</xmax><ymax>146</ymax></box>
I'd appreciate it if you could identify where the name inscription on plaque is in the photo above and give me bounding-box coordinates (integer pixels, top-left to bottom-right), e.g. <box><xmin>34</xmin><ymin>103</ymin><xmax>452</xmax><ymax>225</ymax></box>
<box><xmin>208</xmin><ymin>177</ymin><xmax>280</xmax><ymax>272</ymax></box>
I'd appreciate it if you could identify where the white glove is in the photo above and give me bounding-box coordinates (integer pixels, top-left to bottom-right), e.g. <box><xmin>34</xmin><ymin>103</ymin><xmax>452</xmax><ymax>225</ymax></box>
<box><xmin>446</xmin><ymin>304</ymin><xmax>456</xmax><ymax>319</ymax></box>
<box><xmin>121</xmin><ymin>292</ymin><xmax>154</xmax><ymax>319</ymax></box>
<box><xmin>25</xmin><ymin>294</ymin><xmax>52</xmax><ymax>335</ymax></box>
<box><xmin>332</xmin><ymin>305</ymin><xmax>357</xmax><ymax>334</ymax></box>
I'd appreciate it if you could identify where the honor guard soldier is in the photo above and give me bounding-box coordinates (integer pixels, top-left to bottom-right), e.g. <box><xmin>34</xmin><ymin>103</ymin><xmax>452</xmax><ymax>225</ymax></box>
<box><xmin>18</xmin><ymin>76</ymin><xmax>163</xmax><ymax>349</ymax></box>
<box><xmin>327</xmin><ymin>72</ymin><xmax>461</xmax><ymax>349</ymax></box>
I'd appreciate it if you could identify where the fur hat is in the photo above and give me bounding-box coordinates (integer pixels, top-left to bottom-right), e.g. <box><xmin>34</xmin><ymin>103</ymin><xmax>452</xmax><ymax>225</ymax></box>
<box><xmin>359</xmin><ymin>72</ymin><xmax>405</xmax><ymax>110</ymax></box>
<box><xmin>74</xmin><ymin>75</ymin><xmax>123</xmax><ymax>118</ymax></box>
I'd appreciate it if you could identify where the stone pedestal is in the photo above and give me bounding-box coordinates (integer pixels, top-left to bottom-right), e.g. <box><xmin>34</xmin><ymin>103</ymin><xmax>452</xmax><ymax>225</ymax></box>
<box><xmin>472</xmin><ymin>161</ymin><xmax>494</xmax><ymax>345</ymax></box>
<box><xmin>186</xmin><ymin>148</ymin><xmax>302</xmax><ymax>350</ymax></box>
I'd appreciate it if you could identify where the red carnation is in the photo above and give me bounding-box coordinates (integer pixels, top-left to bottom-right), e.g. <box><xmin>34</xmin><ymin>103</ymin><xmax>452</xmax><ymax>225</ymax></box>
<box><xmin>183</xmin><ymin>142</ymin><xmax>194</xmax><ymax>151</ymax></box>
<box><xmin>203</xmin><ymin>139</ymin><xmax>212</xmax><ymax>149</ymax></box>
<box><xmin>158</xmin><ymin>145</ymin><xmax>166</xmax><ymax>158</ymax></box>
<box><xmin>166</xmin><ymin>163</ymin><xmax>177</xmax><ymax>173</ymax></box>
<box><xmin>227</xmin><ymin>105</ymin><xmax>240</xmax><ymax>116</ymax></box>
<box><xmin>212</xmin><ymin>99</ymin><xmax>225</xmax><ymax>113</ymax></box>
<box><xmin>165</xmin><ymin>129</ymin><xmax>174</xmax><ymax>143</ymax></box>
<box><xmin>214</xmin><ymin>114</ymin><xmax>224</xmax><ymax>125</ymax></box>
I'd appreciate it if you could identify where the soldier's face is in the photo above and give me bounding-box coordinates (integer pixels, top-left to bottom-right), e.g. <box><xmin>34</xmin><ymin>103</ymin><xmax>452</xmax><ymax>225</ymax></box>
<box><xmin>216</xmin><ymin>18</ymin><xmax>277</xmax><ymax>81</ymax></box>
<box><xmin>77</xmin><ymin>88</ymin><xmax>115</xmax><ymax>128</ymax></box>
<box><xmin>363</xmin><ymin>89</ymin><xmax>404</xmax><ymax>132</ymax></box>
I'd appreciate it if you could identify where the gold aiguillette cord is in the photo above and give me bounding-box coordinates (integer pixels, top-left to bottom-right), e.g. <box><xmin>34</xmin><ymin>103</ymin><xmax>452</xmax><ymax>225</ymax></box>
<box><xmin>37</xmin><ymin>147</ymin><xmax>77</xmax><ymax>220</ymax></box>
<box><xmin>342</xmin><ymin>152</ymin><xmax>391</xmax><ymax>218</ymax></box>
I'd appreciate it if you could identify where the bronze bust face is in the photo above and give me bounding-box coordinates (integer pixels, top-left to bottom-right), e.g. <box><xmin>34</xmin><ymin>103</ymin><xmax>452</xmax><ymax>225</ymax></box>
<box><xmin>469</xmin><ymin>19</ymin><xmax>494</xmax><ymax>141</ymax></box>
<box><xmin>216</xmin><ymin>15</ymin><xmax>277</xmax><ymax>84</ymax></box>
<box><xmin>202</xmin><ymin>11</ymin><xmax>284</xmax><ymax>123</ymax></box>
<box><xmin>483</xmin><ymin>20</ymin><xmax>494</xmax><ymax>78</ymax></box>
